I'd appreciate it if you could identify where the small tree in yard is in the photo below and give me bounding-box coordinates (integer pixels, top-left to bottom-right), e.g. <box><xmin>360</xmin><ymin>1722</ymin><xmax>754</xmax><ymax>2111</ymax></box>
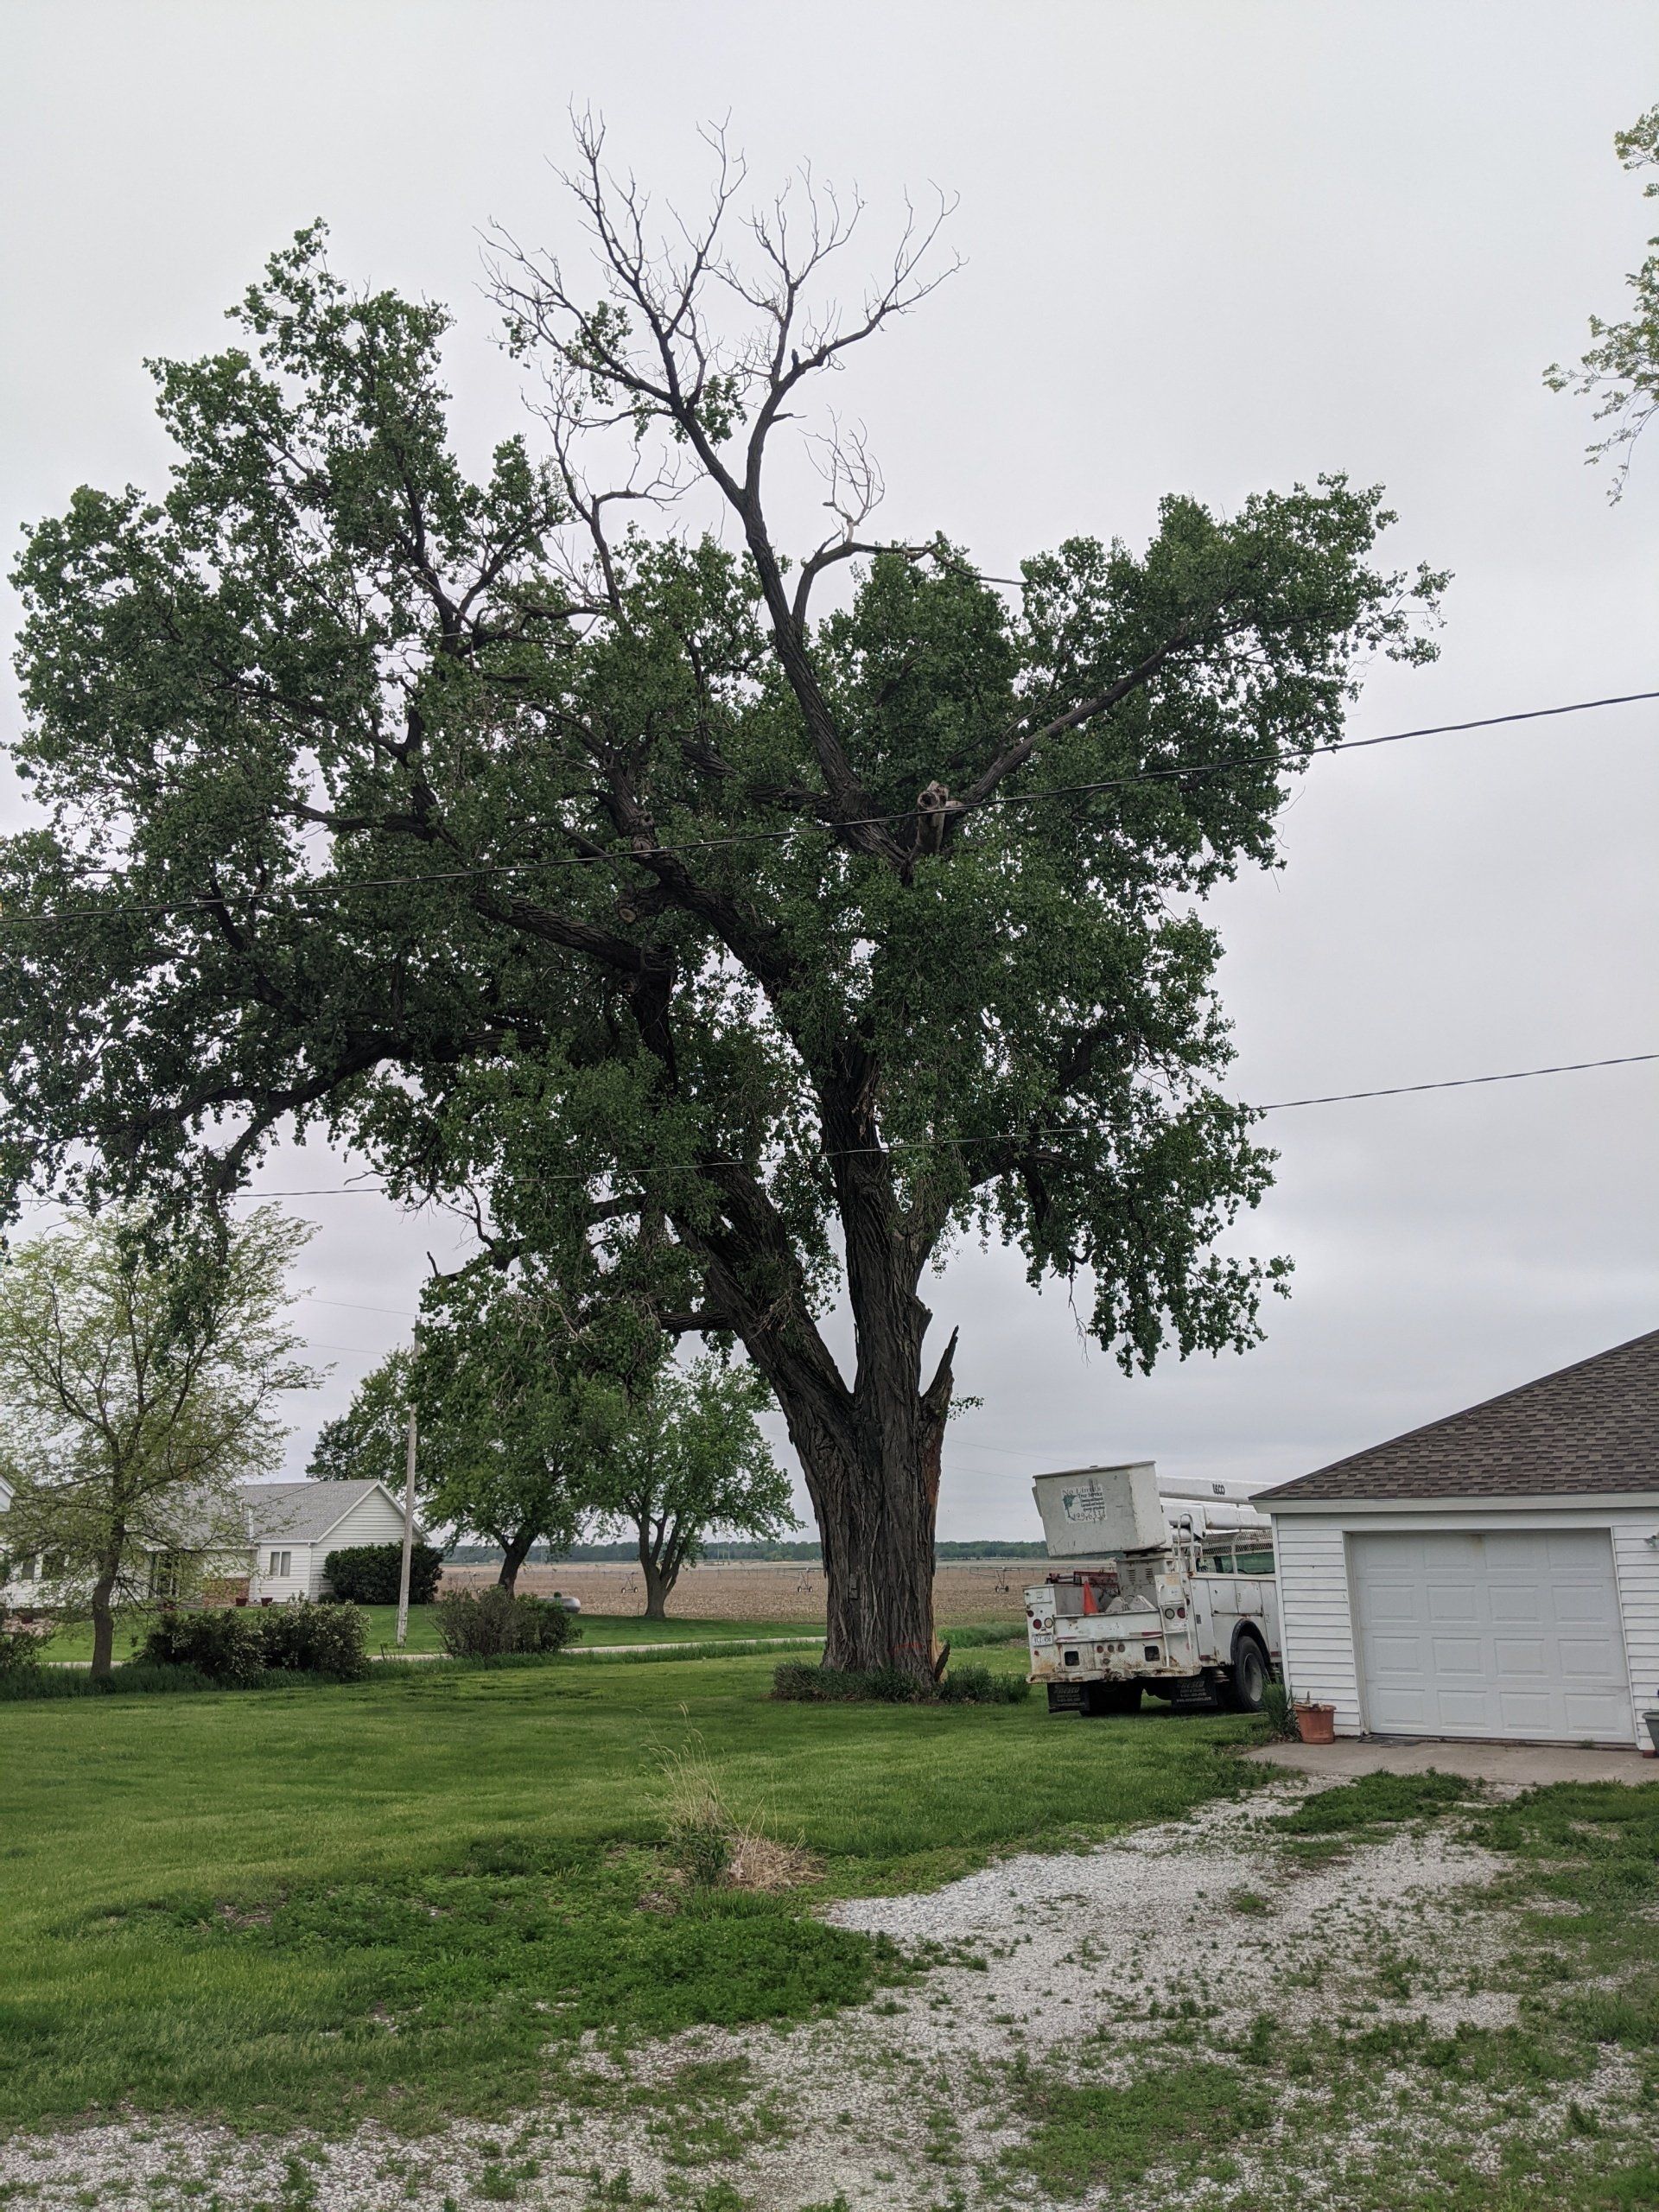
<box><xmin>0</xmin><ymin>1209</ymin><xmax>316</xmax><ymax>1676</ymax></box>
<box><xmin>590</xmin><ymin>1359</ymin><xmax>795</xmax><ymax>1619</ymax></box>
<box><xmin>318</xmin><ymin>1261</ymin><xmax>644</xmax><ymax>1595</ymax></box>
<box><xmin>0</xmin><ymin>128</ymin><xmax>1444</xmax><ymax>1681</ymax></box>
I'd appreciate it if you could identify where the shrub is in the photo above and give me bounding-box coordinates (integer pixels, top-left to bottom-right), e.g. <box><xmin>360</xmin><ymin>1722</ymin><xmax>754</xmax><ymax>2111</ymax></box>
<box><xmin>321</xmin><ymin>1541</ymin><xmax>443</xmax><ymax>1605</ymax></box>
<box><xmin>772</xmin><ymin>1659</ymin><xmax>1029</xmax><ymax>1706</ymax></box>
<box><xmin>936</xmin><ymin>1664</ymin><xmax>1030</xmax><ymax>1706</ymax></box>
<box><xmin>255</xmin><ymin>1599</ymin><xmax>370</xmax><ymax>1681</ymax></box>
<box><xmin>0</xmin><ymin>1620</ymin><xmax>54</xmax><ymax>1675</ymax></box>
<box><xmin>139</xmin><ymin>1601</ymin><xmax>371</xmax><ymax>1682</ymax></box>
<box><xmin>434</xmin><ymin>1587</ymin><xmax>581</xmax><ymax>1661</ymax></box>
<box><xmin>141</xmin><ymin>1606</ymin><xmax>268</xmax><ymax>1684</ymax></box>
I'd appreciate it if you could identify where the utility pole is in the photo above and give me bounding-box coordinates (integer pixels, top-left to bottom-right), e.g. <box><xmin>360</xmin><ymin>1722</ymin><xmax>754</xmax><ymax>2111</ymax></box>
<box><xmin>396</xmin><ymin>1404</ymin><xmax>417</xmax><ymax>1649</ymax></box>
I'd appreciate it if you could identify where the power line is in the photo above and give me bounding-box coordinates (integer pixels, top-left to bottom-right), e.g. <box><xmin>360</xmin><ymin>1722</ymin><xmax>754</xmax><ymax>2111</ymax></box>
<box><xmin>1</xmin><ymin>685</ymin><xmax>1653</xmax><ymax>932</ymax></box>
<box><xmin>1256</xmin><ymin>1051</ymin><xmax>1659</xmax><ymax>1109</ymax></box>
<box><xmin>232</xmin><ymin>1047</ymin><xmax>1659</xmax><ymax>1198</ymax></box>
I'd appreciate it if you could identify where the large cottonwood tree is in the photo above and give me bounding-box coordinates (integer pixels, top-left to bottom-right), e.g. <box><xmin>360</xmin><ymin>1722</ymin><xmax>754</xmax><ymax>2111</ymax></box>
<box><xmin>0</xmin><ymin>134</ymin><xmax>1442</xmax><ymax>1677</ymax></box>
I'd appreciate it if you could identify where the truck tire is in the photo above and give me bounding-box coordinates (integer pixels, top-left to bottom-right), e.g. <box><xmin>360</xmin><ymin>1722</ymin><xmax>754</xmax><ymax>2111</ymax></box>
<box><xmin>1083</xmin><ymin>1683</ymin><xmax>1142</xmax><ymax>1717</ymax></box>
<box><xmin>1222</xmin><ymin>1630</ymin><xmax>1271</xmax><ymax>1713</ymax></box>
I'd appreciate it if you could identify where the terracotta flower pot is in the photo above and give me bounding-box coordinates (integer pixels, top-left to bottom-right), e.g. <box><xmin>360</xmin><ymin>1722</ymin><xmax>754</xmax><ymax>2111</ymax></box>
<box><xmin>1294</xmin><ymin>1700</ymin><xmax>1337</xmax><ymax>1745</ymax></box>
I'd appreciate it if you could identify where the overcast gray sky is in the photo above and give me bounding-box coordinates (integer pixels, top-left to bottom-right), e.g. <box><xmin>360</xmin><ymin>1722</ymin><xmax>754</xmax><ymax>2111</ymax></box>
<box><xmin>3</xmin><ymin>2</ymin><xmax>1656</xmax><ymax>1536</ymax></box>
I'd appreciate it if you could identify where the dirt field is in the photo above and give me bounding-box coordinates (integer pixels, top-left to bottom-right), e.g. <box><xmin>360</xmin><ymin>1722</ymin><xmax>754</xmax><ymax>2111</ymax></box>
<box><xmin>440</xmin><ymin>1556</ymin><xmax>1032</xmax><ymax>1626</ymax></box>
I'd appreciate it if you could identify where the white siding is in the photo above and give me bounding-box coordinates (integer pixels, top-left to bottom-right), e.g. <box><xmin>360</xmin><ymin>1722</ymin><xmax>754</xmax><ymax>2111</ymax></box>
<box><xmin>251</xmin><ymin>1543</ymin><xmax>314</xmax><ymax>1604</ymax></box>
<box><xmin>1611</xmin><ymin>1521</ymin><xmax>1659</xmax><ymax>1741</ymax></box>
<box><xmin>1273</xmin><ymin>1517</ymin><xmax>1363</xmax><ymax>1734</ymax></box>
<box><xmin>313</xmin><ymin>1491</ymin><xmax>410</xmax><ymax>1596</ymax></box>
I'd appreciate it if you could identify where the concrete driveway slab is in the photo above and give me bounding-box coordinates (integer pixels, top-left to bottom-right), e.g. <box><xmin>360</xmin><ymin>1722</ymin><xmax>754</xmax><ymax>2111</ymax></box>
<box><xmin>1247</xmin><ymin>1737</ymin><xmax>1656</xmax><ymax>1787</ymax></box>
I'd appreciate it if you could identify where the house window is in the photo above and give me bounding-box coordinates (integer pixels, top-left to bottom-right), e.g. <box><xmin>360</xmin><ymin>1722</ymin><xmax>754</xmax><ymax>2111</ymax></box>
<box><xmin>267</xmin><ymin>1550</ymin><xmax>292</xmax><ymax>1579</ymax></box>
<box><xmin>149</xmin><ymin>1553</ymin><xmax>186</xmax><ymax>1601</ymax></box>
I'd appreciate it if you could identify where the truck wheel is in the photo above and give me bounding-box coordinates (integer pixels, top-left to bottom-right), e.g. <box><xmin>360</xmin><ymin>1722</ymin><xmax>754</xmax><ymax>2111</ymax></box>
<box><xmin>1083</xmin><ymin>1683</ymin><xmax>1141</xmax><ymax>1717</ymax></box>
<box><xmin>1223</xmin><ymin>1631</ymin><xmax>1270</xmax><ymax>1713</ymax></box>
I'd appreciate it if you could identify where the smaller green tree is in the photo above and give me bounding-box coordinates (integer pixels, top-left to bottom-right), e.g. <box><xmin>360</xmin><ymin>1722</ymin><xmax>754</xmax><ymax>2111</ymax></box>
<box><xmin>308</xmin><ymin>1350</ymin><xmax>412</xmax><ymax>1488</ymax></box>
<box><xmin>0</xmin><ymin>1208</ymin><xmax>316</xmax><ymax>1675</ymax></box>
<box><xmin>1548</xmin><ymin>105</ymin><xmax>1659</xmax><ymax>493</ymax></box>
<box><xmin>315</xmin><ymin>1270</ymin><xmax>631</xmax><ymax>1595</ymax></box>
<box><xmin>588</xmin><ymin>1360</ymin><xmax>796</xmax><ymax>1619</ymax></box>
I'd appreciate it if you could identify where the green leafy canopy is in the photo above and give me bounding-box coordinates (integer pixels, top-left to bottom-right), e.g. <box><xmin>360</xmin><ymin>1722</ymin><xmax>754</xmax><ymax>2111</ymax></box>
<box><xmin>0</xmin><ymin>166</ymin><xmax>1444</xmax><ymax>1447</ymax></box>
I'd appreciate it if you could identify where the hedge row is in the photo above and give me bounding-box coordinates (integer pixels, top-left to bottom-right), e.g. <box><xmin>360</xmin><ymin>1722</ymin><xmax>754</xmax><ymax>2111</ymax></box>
<box><xmin>142</xmin><ymin>1599</ymin><xmax>370</xmax><ymax>1681</ymax></box>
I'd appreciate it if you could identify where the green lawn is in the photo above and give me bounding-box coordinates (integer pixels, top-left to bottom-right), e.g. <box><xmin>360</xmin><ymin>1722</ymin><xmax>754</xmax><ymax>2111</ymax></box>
<box><xmin>0</xmin><ymin>1647</ymin><xmax>1260</xmax><ymax>2134</ymax></box>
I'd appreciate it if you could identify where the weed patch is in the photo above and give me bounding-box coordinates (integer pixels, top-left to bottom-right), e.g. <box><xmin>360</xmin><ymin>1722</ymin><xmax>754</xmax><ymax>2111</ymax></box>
<box><xmin>1274</xmin><ymin>1769</ymin><xmax>1471</xmax><ymax>1836</ymax></box>
<box><xmin>66</xmin><ymin>1848</ymin><xmax>902</xmax><ymax>2129</ymax></box>
<box><xmin>1012</xmin><ymin>2056</ymin><xmax>1273</xmax><ymax>2190</ymax></box>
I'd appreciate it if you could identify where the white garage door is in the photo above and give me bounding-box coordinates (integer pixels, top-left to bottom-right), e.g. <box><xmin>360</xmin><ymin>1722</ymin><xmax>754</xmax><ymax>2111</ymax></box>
<box><xmin>1351</xmin><ymin>1529</ymin><xmax>1632</xmax><ymax>1744</ymax></box>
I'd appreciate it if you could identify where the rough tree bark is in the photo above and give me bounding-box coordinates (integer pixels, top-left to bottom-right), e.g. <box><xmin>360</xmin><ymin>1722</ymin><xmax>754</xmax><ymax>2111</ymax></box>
<box><xmin>638</xmin><ymin>1541</ymin><xmax>672</xmax><ymax>1622</ymax></box>
<box><xmin>88</xmin><ymin>1541</ymin><xmax>123</xmax><ymax>1681</ymax></box>
<box><xmin>495</xmin><ymin>1522</ymin><xmax>538</xmax><ymax>1598</ymax></box>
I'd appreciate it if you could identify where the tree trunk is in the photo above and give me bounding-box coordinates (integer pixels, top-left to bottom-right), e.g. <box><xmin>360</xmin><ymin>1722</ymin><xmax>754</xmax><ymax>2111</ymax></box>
<box><xmin>496</xmin><ymin>1524</ymin><xmax>537</xmax><ymax>1598</ymax></box>
<box><xmin>639</xmin><ymin>1544</ymin><xmax>671</xmax><ymax>1620</ymax></box>
<box><xmin>88</xmin><ymin>1552</ymin><xmax>121</xmax><ymax>1680</ymax></box>
<box><xmin>769</xmin><ymin>1321</ymin><xmax>957</xmax><ymax>1684</ymax></box>
<box><xmin>677</xmin><ymin>1074</ymin><xmax>958</xmax><ymax>1685</ymax></box>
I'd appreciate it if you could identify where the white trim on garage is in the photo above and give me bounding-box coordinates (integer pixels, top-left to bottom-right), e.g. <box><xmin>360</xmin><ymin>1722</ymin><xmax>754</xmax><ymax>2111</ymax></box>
<box><xmin>1265</xmin><ymin>1497</ymin><xmax>1659</xmax><ymax>1747</ymax></box>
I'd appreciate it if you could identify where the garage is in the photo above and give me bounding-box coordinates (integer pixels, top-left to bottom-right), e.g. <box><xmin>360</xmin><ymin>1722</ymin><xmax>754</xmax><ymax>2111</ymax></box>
<box><xmin>1350</xmin><ymin>1528</ymin><xmax>1632</xmax><ymax>1745</ymax></box>
<box><xmin>1257</xmin><ymin>1327</ymin><xmax>1659</xmax><ymax>1749</ymax></box>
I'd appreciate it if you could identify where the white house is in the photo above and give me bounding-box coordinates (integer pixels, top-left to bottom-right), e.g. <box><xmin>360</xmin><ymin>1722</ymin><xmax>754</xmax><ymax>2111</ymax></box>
<box><xmin>1</xmin><ymin>1478</ymin><xmax>417</xmax><ymax>1610</ymax></box>
<box><xmin>241</xmin><ymin>1480</ymin><xmax>415</xmax><ymax>1602</ymax></box>
<box><xmin>1256</xmin><ymin>1328</ymin><xmax>1659</xmax><ymax>1749</ymax></box>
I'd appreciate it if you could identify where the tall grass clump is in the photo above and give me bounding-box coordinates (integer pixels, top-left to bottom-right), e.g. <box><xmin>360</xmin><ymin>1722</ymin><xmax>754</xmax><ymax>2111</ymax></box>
<box><xmin>1259</xmin><ymin>1679</ymin><xmax>1299</xmax><ymax>1741</ymax></box>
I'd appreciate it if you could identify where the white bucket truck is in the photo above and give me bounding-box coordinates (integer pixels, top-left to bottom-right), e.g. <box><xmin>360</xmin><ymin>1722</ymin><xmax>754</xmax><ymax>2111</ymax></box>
<box><xmin>1025</xmin><ymin>1462</ymin><xmax>1281</xmax><ymax>1716</ymax></box>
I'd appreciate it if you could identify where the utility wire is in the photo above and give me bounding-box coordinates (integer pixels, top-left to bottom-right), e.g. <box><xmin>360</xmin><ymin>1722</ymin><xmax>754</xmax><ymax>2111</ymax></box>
<box><xmin>1256</xmin><ymin>1052</ymin><xmax>1659</xmax><ymax>1109</ymax></box>
<box><xmin>1</xmin><ymin>685</ymin><xmax>1653</xmax><ymax>932</ymax></box>
<box><xmin>232</xmin><ymin>1049</ymin><xmax>1659</xmax><ymax>1198</ymax></box>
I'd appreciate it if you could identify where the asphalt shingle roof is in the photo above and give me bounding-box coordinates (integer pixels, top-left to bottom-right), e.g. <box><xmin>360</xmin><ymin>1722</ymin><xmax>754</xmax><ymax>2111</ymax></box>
<box><xmin>236</xmin><ymin>1480</ymin><xmax>395</xmax><ymax>1543</ymax></box>
<box><xmin>1257</xmin><ymin>1326</ymin><xmax>1659</xmax><ymax>1505</ymax></box>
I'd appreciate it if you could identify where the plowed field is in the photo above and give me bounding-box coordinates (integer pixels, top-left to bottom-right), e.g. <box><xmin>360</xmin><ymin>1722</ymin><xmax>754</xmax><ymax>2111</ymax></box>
<box><xmin>440</xmin><ymin>1557</ymin><xmax>1031</xmax><ymax>1626</ymax></box>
